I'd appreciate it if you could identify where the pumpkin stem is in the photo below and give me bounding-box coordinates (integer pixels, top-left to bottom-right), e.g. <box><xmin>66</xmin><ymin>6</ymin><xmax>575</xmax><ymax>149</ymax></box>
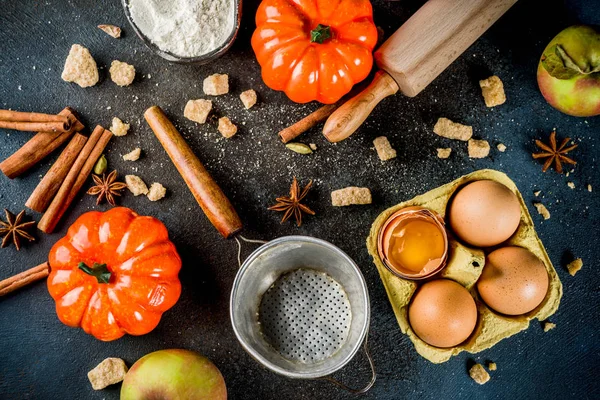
<box><xmin>311</xmin><ymin>24</ymin><xmax>332</xmax><ymax>44</ymax></box>
<box><xmin>78</xmin><ymin>262</ymin><xmax>112</xmax><ymax>284</ymax></box>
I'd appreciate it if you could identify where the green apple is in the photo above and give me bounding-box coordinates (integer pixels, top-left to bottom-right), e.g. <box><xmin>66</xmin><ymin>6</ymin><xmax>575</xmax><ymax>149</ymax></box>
<box><xmin>121</xmin><ymin>349</ymin><xmax>227</xmax><ymax>400</ymax></box>
<box><xmin>537</xmin><ymin>25</ymin><xmax>600</xmax><ymax>117</ymax></box>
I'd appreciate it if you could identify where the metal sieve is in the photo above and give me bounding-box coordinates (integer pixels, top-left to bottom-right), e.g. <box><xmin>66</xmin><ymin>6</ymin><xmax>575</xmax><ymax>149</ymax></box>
<box><xmin>230</xmin><ymin>236</ymin><xmax>375</xmax><ymax>393</ymax></box>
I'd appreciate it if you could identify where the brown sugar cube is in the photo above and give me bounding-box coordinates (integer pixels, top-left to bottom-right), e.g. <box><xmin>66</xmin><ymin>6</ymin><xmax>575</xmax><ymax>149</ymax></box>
<box><xmin>184</xmin><ymin>99</ymin><xmax>212</xmax><ymax>124</ymax></box>
<box><xmin>543</xmin><ymin>322</ymin><xmax>557</xmax><ymax>332</ymax></box>
<box><xmin>87</xmin><ymin>358</ymin><xmax>128</xmax><ymax>390</ymax></box>
<box><xmin>122</xmin><ymin>148</ymin><xmax>141</xmax><ymax>161</ymax></box>
<box><xmin>487</xmin><ymin>362</ymin><xmax>497</xmax><ymax>371</ymax></box>
<box><xmin>567</xmin><ymin>258</ymin><xmax>583</xmax><ymax>276</ymax></box>
<box><xmin>125</xmin><ymin>175</ymin><xmax>149</xmax><ymax>196</ymax></box>
<box><xmin>436</xmin><ymin>148</ymin><xmax>452</xmax><ymax>159</ymax></box>
<box><xmin>218</xmin><ymin>117</ymin><xmax>237</xmax><ymax>138</ymax></box>
<box><xmin>240</xmin><ymin>89</ymin><xmax>258</xmax><ymax>109</ymax></box>
<box><xmin>61</xmin><ymin>44</ymin><xmax>99</xmax><ymax>88</ymax></box>
<box><xmin>147</xmin><ymin>182</ymin><xmax>167</xmax><ymax>201</ymax></box>
<box><xmin>469</xmin><ymin>364</ymin><xmax>490</xmax><ymax>385</ymax></box>
<box><xmin>468</xmin><ymin>139</ymin><xmax>490</xmax><ymax>158</ymax></box>
<box><xmin>433</xmin><ymin>118</ymin><xmax>473</xmax><ymax>141</ymax></box>
<box><xmin>373</xmin><ymin>136</ymin><xmax>397</xmax><ymax>161</ymax></box>
<box><xmin>331</xmin><ymin>187</ymin><xmax>372</xmax><ymax>206</ymax></box>
<box><xmin>111</xmin><ymin>117</ymin><xmax>130</xmax><ymax>137</ymax></box>
<box><xmin>479</xmin><ymin>75</ymin><xmax>506</xmax><ymax>107</ymax></box>
<box><xmin>109</xmin><ymin>60</ymin><xmax>135</xmax><ymax>87</ymax></box>
<box><xmin>203</xmin><ymin>73</ymin><xmax>229</xmax><ymax>95</ymax></box>
<box><xmin>533</xmin><ymin>202</ymin><xmax>550</xmax><ymax>220</ymax></box>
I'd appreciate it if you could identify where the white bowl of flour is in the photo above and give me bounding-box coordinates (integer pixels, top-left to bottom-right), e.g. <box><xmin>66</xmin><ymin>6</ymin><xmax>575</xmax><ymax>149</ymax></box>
<box><xmin>123</xmin><ymin>0</ymin><xmax>241</xmax><ymax>64</ymax></box>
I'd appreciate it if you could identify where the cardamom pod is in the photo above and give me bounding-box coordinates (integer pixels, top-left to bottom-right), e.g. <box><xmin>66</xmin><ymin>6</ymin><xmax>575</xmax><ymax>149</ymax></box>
<box><xmin>286</xmin><ymin>143</ymin><xmax>313</xmax><ymax>155</ymax></box>
<box><xmin>94</xmin><ymin>155</ymin><xmax>107</xmax><ymax>175</ymax></box>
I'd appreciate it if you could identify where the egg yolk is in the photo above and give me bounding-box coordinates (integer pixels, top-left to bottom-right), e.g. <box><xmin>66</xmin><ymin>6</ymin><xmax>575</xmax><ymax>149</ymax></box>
<box><xmin>387</xmin><ymin>219</ymin><xmax>446</xmax><ymax>274</ymax></box>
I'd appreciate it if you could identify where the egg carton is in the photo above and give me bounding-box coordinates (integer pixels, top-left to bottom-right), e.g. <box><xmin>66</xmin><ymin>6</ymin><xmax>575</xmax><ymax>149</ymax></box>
<box><xmin>366</xmin><ymin>169</ymin><xmax>563</xmax><ymax>363</ymax></box>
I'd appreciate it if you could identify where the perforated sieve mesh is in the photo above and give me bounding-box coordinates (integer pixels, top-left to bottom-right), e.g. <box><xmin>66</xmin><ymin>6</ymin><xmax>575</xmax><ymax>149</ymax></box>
<box><xmin>258</xmin><ymin>269</ymin><xmax>352</xmax><ymax>364</ymax></box>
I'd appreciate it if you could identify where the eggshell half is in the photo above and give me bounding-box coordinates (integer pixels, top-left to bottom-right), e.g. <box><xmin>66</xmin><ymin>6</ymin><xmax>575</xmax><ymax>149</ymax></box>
<box><xmin>449</xmin><ymin>180</ymin><xmax>521</xmax><ymax>247</ymax></box>
<box><xmin>408</xmin><ymin>279</ymin><xmax>478</xmax><ymax>348</ymax></box>
<box><xmin>477</xmin><ymin>246</ymin><xmax>549</xmax><ymax>315</ymax></box>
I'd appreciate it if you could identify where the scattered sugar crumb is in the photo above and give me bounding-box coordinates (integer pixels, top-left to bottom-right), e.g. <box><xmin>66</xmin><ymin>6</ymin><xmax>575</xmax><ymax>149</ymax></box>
<box><xmin>496</xmin><ymin>143</ymin><xmax>507</xmax><ymax>152</ymax></box>
<box><xmin>469</xmin><ymin>364</ymin><xmax>490</xmax><ymax>385</ymax></box>
<box><xmin>109</xmin><ymin>60</ymin><xmax>135</xmax><ymax>87</ymax></box>
<box><xmin>184</xmin><ymin>99</ymin><xmax>212</xmax><ymax>124</ymax></box>
<box><xmin>567</xmin><ymin>182</ymin><xmax>575</xmax><ymax>189</ymax></box>
<box><xmin>240</xmin><ymin>89</ymin><xmax>258</xmax><ymax>109</ymax></box>
<box><xmin>61</xmin><ymin>44</ymin><xmax>99</xmax><ymax>88</ymax></box>
<box><xmin>487</xmin><ymin>362</ymin><xmax>497</xmax><ymax>371</ymax></box>
<box><xmin>567</xmin><ymin>258</ymin><xmax>583</xmax><ymax>276</ymax></box>
<box><xmin>125</xmin><ymin>175</ymin><xmax>148</xmax><ymax>196</ymax></box>
<box><xmin>218</xmin><ymin>117</ymin><xmax>237</xmax><ymax>138</ymax></box>
<box><xmin>203</xmin><ymin>73</ymin><xmax>229</xmax><ymax>95</ymax></box>
<box><xmin>122</xmin><ymin>148</ymin><xmax>141</xmax><ymax>161</ymax></box>
<box><xmin>534</xmin><ymin>190</ymin><xmax>541</xmax><ymax>197</ymax></box>
<box><xmin>543</xmin><ymin>322</ymin><xmax>556</xmax><ymax>332</ymax></box>
<box><xmin>331</xmin><ymin>187</ymin><xmax>372</xmax><ymax>206</ymax></box>
<box><xmin>433</xmin><ymin>117</ymin><xmax>472</xmax><ymax>141</ymax></box>
<box><xmin>309</xmin><ymin>143</ymin><xmax>317</xmax><ymax>151</ymax></box>
<box><xmin>373</xmin><ymin>136</ymin><xmax>396</xmax><ymax>161</ymax></box>
<box><xmin>468</xmin><ymin>139</ymin><xmax>490</xmax><ymax>159</ymax></box>
<box><xmin>87</xmin><ymin>358</ymin><xmax>128</xmax><ymax>391</ymax></box>
<box><xmin>533</xmin><ymin>202</ymin><xmax>550</xmax><ymax>220</ymax></box>
<box><xmin>110</xmin><ymin>117</ymin><xmax>130</xmax><ymax>137</ymax></box>
<box><xmin>479</xmin><ymin>75</ymin><xmax>506</xmax><ymax>107</ymax></box>
<box><xmin>147</xmin><ymin>182</ymin><xmax>167</xmax><ymax>201</ymax></box>
<box><xmin>436</xmin><ymin>148</ymin><xmax>452</xmax><ymax>159</ymax></box>
<box><xmin>588</xmin><ymin>184</ymin><xmax>592</xmax><ymax>192</ymax></box>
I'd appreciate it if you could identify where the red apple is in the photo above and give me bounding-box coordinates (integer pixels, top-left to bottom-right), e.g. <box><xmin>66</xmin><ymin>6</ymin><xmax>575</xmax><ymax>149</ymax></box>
<box><xmin>121</xmin><ymin>349</ymin><xmax>227</xmax><ymax>400</ymax></box>
<box><xmin>537</xmin><ymin>25</ymin><xmax>600</xmax><ymax>117</ymax></box>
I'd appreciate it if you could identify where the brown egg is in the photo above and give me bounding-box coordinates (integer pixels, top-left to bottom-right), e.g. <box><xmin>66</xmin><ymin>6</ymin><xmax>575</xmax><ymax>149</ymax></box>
<box><xmin>408</xmin><ymin>279</ymin><xmax>478</xmax><ymax>348</ymax></box>
<box><xmin>477</xmin><ymin>246</ymin><xmax>549</xmax><ymax>315</ymax></box>
<box><xmin>448</xmin><ymin>180</ymin><xmax>521</xmax><ymax>247</ymax></box>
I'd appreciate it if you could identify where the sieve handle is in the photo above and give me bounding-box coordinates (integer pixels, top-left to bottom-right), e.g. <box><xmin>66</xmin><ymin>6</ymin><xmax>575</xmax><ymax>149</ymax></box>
<box><xmin>320</xmin><ymin>334</ymin><xmax>377</xmax><ymax>394</ymax></box>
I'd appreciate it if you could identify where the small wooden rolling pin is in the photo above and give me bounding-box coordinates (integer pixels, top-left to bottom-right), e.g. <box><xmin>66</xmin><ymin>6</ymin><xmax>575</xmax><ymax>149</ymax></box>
<box><xmin>145</xmin><ymin>106</ymin><xmax>242</xmax><ymax>239</ymax></box>
<box><xmin>323</xmin><ymin>0</ymin><xmax>518</xmax><ymax>142</ymax></box>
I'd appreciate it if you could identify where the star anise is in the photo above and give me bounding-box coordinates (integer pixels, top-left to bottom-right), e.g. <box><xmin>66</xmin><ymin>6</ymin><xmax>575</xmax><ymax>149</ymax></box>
<box><xmin>87</xmin><ymin>170</ymin><xmax>127</xmax><ymax>206</ymax></box>
<box><xmin>533</xmin><ymin>131</ymin><xmax>577</xmax><ymax>173</ymax></box>
<box><xmin>0</xmin><ymin>209</ymin><xmax>36</xmax><ymax>251</ymax></box>
<box><xmin>269</xmin><ymin>177</ymin><xmax>315</xmax><ymax>227</ymax></box>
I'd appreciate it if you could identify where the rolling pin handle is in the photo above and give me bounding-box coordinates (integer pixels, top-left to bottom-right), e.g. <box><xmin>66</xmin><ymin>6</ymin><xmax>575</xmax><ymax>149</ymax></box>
<box><xmin>323</xmin><ymin>71</ymin><xmax>399</xmax><ymax>143</ymax></box>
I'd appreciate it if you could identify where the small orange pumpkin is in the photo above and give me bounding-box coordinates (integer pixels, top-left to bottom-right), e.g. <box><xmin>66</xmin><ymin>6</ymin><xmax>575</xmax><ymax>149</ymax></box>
<box><xmin>252</xmin><ymin>0</ymin><xmax>378</xmax><ymax>104</ymax></box>
<box><xmin>47</xmin><ymin>207</ymin><xmax>181</xmax><ymax>341</ymax></box>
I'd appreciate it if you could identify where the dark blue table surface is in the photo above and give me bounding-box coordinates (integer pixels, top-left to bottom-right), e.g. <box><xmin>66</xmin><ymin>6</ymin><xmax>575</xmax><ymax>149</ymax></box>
<box><xmin>0</xmin><ymin>0</ymin><xmax>599</xmax><ymax>399</ymax></box>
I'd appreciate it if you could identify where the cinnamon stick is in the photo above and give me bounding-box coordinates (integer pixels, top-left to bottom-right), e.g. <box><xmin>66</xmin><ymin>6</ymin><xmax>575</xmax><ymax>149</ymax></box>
<box><xmin>0</xmin><ymin>120</ymin><xmax>70</xmax><ymax>133</ymax></box>
<box><xmin>26</xmin><ymin>133</ymin><xmax>88</xmax><ymax>213</ymax></box>
<box><xmin>63</xmin><ymin>129</ymin><xmax>113</xmax><ymax>209</ymax></box>
<box><xmin>0</xmin><ymin>262</ymin><xmax>49</xmax><ymax>297</ymax></box>
<box><xmin>279</xmin><ymin>104</ymin><xmax>338</xmax><ymax>143</ymax></box>
<box><xmin>144</xmin><ymin>105</ymin><xmax>242</xmax><ymax>239</ymax></box>
<box><xmin>0</xmin><ymin>107</ymin><xmax>84</xmax><ymax>179</ymax></box>
<box><xmin>38</xmin><ymin>126</ymin><xmax>111</xmax><ymax>234</ymax></box>
<box><xmin>0</xmin><ymin>110</ymin><xmax>69</xmax><ymax>124</ymax></box>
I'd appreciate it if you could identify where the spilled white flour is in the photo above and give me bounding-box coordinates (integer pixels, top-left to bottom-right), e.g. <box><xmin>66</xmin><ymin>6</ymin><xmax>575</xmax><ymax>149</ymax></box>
<box><xmin>128</xmin><ymin>0</ymin><xmax>235</xmax><ymax>58</ymax></box>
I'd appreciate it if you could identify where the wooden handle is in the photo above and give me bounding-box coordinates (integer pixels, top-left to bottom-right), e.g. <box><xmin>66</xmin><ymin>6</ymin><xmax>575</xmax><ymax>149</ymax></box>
<box><xmin>144</xmin><ymin>106</ymin><xmax>242</xmax><ymax>239</ymax></box>
<box><xmin>377</xmin><ymin>0</ymin><xmax>518</xmax><ymax>97</ymax></box>
<box><xmin>323</xmin><ymin>71</ymin><xmax>399</xmax><ymax>143</ymax></box>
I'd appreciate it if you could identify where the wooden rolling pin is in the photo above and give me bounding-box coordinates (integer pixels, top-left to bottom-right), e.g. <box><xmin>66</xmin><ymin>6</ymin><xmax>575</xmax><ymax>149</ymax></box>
<box><xmin>145</xmin><ymin>106</ymin><xmax>242</xmax><ymax>239</ymax></box>
<box><xmin>323</xmin><ymin>0</ymin><xmax>518</xmax><ymax>143</ymax></box>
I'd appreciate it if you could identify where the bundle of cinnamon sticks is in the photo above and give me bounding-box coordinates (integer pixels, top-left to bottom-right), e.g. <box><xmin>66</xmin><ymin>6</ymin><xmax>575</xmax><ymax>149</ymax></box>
<box><xmin>0</xmin><ymin>109</ymin><xmax>72</xmax><ymax>133</ymax></box>
<box><xmin>0</xmin><ymin>107</ymin><xmax>113</xmax><ymax>233</ymax></box>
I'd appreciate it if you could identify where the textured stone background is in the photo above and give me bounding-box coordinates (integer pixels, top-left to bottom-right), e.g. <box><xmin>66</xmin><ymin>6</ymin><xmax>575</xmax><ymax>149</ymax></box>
<box><xmin>0</xmin><ymin>0</ymin><xmax>598</xmax><ymax>399</ymax></box>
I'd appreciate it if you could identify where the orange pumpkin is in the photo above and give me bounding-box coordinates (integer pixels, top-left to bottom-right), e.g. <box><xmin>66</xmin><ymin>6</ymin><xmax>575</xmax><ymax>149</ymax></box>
<box><xmin>252</xmin><ymin>0</ymin><xmax>378</xmax><ymax>104</ymax></box>
<box><xmin>47</xmin><ymin>207</ymin><xmax>181</xmax><ymax>341</ymax></box>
